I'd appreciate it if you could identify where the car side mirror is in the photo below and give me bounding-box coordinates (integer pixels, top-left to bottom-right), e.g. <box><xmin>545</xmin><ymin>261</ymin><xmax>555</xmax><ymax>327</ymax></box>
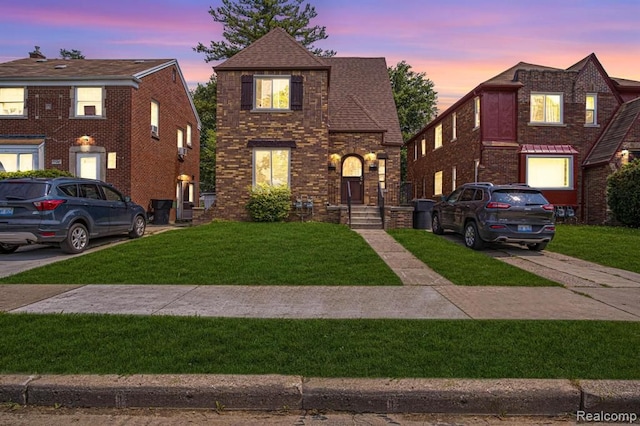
<box><xmin>124</xmin><ymin>196</ymin><xmax>132</xmax><ymax>202</ymax></box>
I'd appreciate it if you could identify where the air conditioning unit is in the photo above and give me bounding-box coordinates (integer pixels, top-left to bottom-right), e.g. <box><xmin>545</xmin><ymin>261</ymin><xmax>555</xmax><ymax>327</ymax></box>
<box><xmin>178</xmin><ymin>147</ymin><xmax>188</xmax><ymax>156</ymax></box>
<box><xmin>150</xmin><ymin>125</ymin><xmax>158</xmax><ymax>134</ymax></box>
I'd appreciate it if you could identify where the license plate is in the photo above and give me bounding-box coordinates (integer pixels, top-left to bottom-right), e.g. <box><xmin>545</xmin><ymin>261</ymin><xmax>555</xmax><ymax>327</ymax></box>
<box><xmin>0</xmin><ymin>207</ymin><xmax>13</xmax><ymax>216</ymax></box>
<box><xmin>518</xmin><ymin>225</ymin><xmax>532</xmax><ymax>232</ymax></box>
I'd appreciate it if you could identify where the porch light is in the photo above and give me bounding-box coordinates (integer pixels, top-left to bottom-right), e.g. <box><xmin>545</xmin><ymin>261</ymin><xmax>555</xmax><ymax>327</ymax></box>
<box><xmin>328</xmin><ymin>153</ymin><xmax>341</xmax><ymax>171</ymax></box>
<box><xmin>76</xmin><ymin>135</ymin><xmax>95</xmax><ymax>146</ymax></box>
<box><xmin>177</xmin><ymin>174</ymin><xmax>190</xmax><ymax>182</ymax></box>
<box><xmin>364</xmin><ymin>152</ymin><xmax>377</xmax><ymax>170</ymax></box>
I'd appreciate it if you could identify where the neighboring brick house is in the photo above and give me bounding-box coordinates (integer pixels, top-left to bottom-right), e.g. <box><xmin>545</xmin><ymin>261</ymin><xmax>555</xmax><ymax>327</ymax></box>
<box><xmin>406</xmin><ymin>53</ymin><xmax>640</xmax><ymax>224</ymax></box>
<box><xmin>0</xmin><ymin>47</ymin><xmax>201</xmax><ymax>222</ymax></box>
<box><xmin>214</xmin><ymin>28</ymin><xmax>407</xmax><ymax>227</ymax></box>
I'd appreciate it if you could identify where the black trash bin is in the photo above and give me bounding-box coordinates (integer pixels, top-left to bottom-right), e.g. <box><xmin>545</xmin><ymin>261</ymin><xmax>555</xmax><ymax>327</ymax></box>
<box><xmin>151</xmin><ymin>199</ymin><xmax>173</xmax><ymax>225</ymax></box>
<box><xmin>413</xmin><ymin>199</ymin><xmax>435</xmax><ymax>230</ymax></box>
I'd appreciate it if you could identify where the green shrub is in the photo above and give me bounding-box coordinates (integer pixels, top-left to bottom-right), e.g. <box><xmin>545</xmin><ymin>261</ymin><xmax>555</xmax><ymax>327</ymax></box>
<box><xmin>0</xmin><ymin>169</ymin><xmax>73</xmax><ymax>180</ymax></box>
<box><xmin>607</xmin><ymin>159</ymin><xmax>640</xmax><ymax>227</ymax></box>
<box><xmin>246</xmin><ymin>184</ymin><xmax>292</xmax><ymax>222</ymax></box>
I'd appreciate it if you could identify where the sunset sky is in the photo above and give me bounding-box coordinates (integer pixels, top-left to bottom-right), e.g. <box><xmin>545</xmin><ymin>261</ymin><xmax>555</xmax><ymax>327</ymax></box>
<box><xmin>2</xmin><ymin>0</ymin><xmax>639</xmax><ymax>112</ymax></box>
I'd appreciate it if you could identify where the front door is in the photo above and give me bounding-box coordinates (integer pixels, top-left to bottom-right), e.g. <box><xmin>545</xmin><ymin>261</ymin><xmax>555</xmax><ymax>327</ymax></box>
<box><xmin>341</xmin><ymin>155</ymin><xmax>364</xmax><ymax>204</ymax></box>
<box><xmin>76</xmin><ymin>153</ymin><xmax>101</xmax><ymax>180</ymax></box>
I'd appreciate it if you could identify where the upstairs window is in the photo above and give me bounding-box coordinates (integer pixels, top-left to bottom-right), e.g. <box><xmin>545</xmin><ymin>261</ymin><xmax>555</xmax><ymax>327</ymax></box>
<box><xmin>241</xmin><ymin>75</ymin><xmax>303</xmax><ymax>111</ymax></box>
<box><xmin>177</xmin><ymin>128</ymin><xmax>184</xmax><ymax>148</ymax></box>
<box><xmin>474</xmin><ymin>97</ymin><xmax>480</xmax><ymax>128</ymax></box>
<box><xmin>585</xmin><ymin>94</ymin><xmax>597</xmax><ymax>125</ymax></box>
<box><xmin>0</xmin><ymin>87</ymin><xmax>25</xmax><ymax>116</ymax></box>
<box><xmin>435</xmin><ymin>123</ymin><xmax>443</xmax><ymax>149</ymax></box>
<box><xmin>421</xmin><ymin>138</ymin><xmax>426</xmax><ymax>156</ymax></box>
<box><xmin>75</xmin><ymin>87</ymin><xmax>103</xmax><ymax>117</ymax></box>
<box><xmin>151</xmin><ymin>100</ymin><xmax>159</xmax><ymax>136</ymax></box>
<box><xmin>530</xmin><ymin>93</ymin><xmax>563</xmax><ymax>124</ymax></box>
<box><xmin>452</xmin><ymin>113</ymin><xmax>457</xmax><ymax>140</ymax></box>
<box><xmin>186</xmin><ymin>124</ymin><xmax>192</xmax><ymax>147</ymax></box>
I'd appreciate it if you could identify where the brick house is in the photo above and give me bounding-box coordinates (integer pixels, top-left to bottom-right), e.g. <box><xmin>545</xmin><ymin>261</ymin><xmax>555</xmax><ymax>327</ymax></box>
<box><xmin>213</xmin><ymin>28</ymin><xmax>408</xmax><ymax>228</ymax></box>
<box><xmin>406</xmin><ymin>53</ymin><xmax>640</xmax><ymax>224</ymax></box>
<box><xmin>0</xmin><ymin>47</ymin><xmax>201</xmax><ymax>222</ymax></box>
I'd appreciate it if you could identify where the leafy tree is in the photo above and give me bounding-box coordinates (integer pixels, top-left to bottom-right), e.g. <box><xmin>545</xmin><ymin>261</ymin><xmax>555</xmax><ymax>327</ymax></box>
<box><xmin>194</xmin><ymin>0</ymin><xmax>335</xmax><ymax>61</ymax></box>
<box><xmin>388</xmin><ymin>61</ymin><xmax>438</xmax><ymax>180</ymax></box>
<box><xmin>191</xmin><ymin>76</ymin><xmax>218</xmax><ymax>192</ymax></box>
<box><xmin>59</xmin><ymin>49</ymin><xmax>85</xmax><ymax>59</ymax></box>
<box><xmin>607</xmin><ymin>159</ymin><xmax>640</xmax><ymax>227</ymax></box>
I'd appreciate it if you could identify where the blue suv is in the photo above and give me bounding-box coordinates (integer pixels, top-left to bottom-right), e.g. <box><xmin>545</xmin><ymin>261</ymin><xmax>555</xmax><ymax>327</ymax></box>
<box><xmin>0</xmin><ymin>177</ymin><xmax>147</xmax><ymax>254</ymax></box>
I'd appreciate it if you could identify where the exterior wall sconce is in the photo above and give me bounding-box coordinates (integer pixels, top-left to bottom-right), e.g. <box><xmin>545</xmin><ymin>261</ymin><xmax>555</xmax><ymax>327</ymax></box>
<box><xmin>76</xmin><ymin>135</ymin><xmax>95</xmax><ymax>146</ymax></box>
<box><xmin>364</xmin><ymin>152</ymin><xmax>377</xmax><ymax>170</ymax></box>
<box><xmin>328</xmin><ymin>153</ymin><xmax>341</xmax><ymax>171</ymax></box>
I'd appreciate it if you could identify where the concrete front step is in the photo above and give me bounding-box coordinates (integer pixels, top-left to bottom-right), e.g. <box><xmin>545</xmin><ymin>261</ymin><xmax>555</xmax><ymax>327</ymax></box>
<box><xmin>349</xmin><ymin>206</ymin><xmax>382</xmax><ymax>229</ymax></box>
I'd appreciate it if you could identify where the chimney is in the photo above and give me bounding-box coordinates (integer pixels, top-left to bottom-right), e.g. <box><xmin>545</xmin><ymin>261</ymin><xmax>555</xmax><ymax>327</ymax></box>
<box><xmin>29</xmin><ymin>46</ymin><xmax>46</xmax><ymax>59</ymax></box>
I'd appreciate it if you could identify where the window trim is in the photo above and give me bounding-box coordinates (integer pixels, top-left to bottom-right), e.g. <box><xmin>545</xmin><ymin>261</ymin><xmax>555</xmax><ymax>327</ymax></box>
<box><xmin>253</xmin><ymin>75</ymin><xmax>292</xmax><ymax>111</ymax></box>
<box><xmin>525</xmin><ymin>154</ymin><xmax>574</xmax><ymax>190</ymax></box>
<box><xmin>585</xmin><ymin>93</ymin><xmax>598</xmax><ymax>127</ymax></box>
<box><xmin>529</xmin><ymin>92</ymin><xmax>564</xmax><ymax>125</ymax></box>
<box><xmin>0</xmin><ymin>87</ymin><xmax>26</xmax><ymax>117</ymax></box>
<box><xmin>74</xmin><ymin>86</ymin><xmax>104</xmax><ymax>118</ymax></box>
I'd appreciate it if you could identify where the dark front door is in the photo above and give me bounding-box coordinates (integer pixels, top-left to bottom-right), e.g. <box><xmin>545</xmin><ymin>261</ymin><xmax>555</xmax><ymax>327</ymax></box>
<box><xmin>341</xmin><ymin>155</ymin><xmax>364</xmax><ymax>204</ymax></box>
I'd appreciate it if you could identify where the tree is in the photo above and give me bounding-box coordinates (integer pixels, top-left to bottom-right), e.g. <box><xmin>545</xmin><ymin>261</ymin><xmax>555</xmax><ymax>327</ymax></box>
<box><xmin>194</xmin><ymin>0</ymin><xmax>335</xmax><ymax>61</ymax></box>
<box><xmin>607</xmin><ymin>159</ymin><xmax>640</xmax><ymax>227</ymax></box>
<box><xmin>191</xmin><ymin>76</ymin><xmax>218</xmax><ymax>192</ymax></box>
<box><xmin>388</xmin><ymin>61</ymin><xmax>438</xmax><ymax>180</ymax></box>
<box><xmin>59</xmin><ymin>49</ymin><xmax>85</xmax><ymax>59</ymax></box>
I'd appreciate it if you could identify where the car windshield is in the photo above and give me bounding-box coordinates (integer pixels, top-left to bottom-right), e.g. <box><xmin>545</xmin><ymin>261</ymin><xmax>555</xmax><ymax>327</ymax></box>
<box><xmin>491</xmin><ymin>190</ymin><xmax>548</xmax><ymax>206</ymax></box>
<box><xmin>0</xmin><ymin>181</ymin><xmax>50</xmax><ymax>200</ymax></box>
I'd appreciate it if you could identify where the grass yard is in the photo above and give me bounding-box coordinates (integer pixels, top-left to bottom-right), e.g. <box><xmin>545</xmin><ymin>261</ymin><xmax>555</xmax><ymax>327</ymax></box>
<box><xmin>548</xmin><ymin>224</ymin><xmax>640</xmax><ymax>273</ymax></box>
<box><xmin>1</xmin><ymin>313</ymin><xmax>638</xmax><ymax>379</ymax></box>
<box><xmin>387</xmin><ymin>229</ymin><xmax>559</xmax><ymax>286</ymax></box>
<box><xmin>0</xmin><ymin>222</ymin><xmax>402</xmax><ymax>285</ymax></box>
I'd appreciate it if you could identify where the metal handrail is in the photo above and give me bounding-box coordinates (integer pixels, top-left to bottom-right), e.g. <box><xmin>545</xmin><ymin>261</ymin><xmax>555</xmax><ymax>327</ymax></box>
<box><xmin>347</xmin><ymin>181</ymin><xmax>352</xmax><ymax>228</ymax></box>
<box><xmin>377</xmin><ymin>181</ymin><xmax>385</xmax><ymax>229</ymax></box>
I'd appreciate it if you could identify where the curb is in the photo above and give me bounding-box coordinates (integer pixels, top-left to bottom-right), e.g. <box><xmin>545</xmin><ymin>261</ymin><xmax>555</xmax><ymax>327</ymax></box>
<box><xmin>2</xmin><ymin>375</ymin><xmax>639</xmax><ymax>415</ymax></box>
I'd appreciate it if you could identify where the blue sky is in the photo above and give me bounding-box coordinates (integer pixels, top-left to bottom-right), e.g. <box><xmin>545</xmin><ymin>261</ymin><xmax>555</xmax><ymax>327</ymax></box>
<box><xmin>2</xmin><ymin>0</ymin><xmax>639</xmax><ymax>110</ymax></box>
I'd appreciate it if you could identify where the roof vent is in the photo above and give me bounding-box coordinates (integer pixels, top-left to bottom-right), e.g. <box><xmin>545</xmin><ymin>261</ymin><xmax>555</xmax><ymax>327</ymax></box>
<box><xmin>54</xmin><ymin>65</ymin><xmax>67</xmax><ymax>69</ymax></box>
<box><xmin>134</xmin><ymin>60</ymin><xmax>145</xmax><ymax>63</ymax></box>
<box><xmin>36</xmin><ymin>59</ymin><xmax>48</xmax><ymax>63</ymax></box>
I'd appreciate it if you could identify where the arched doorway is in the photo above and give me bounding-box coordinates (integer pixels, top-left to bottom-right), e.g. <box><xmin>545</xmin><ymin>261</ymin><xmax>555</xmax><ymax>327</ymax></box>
<box><xmin>341</xmin><ymin>155</ymin><xmax>364</xmax><ymax>204</ymax></box>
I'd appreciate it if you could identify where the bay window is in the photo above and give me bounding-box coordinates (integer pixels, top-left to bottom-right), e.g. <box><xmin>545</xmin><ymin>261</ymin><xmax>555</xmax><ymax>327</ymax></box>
<box><xmin>526</xmin><ymin>155</ymin><xmax>572</xmax><ymax>189</ymax></box>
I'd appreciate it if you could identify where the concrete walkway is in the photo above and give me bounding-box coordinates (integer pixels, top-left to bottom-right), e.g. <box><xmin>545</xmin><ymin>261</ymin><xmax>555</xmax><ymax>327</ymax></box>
<box><xmin>2</xmin><ymin>229</ymin><xmax>639</xmax><ymax>321</ymax></box>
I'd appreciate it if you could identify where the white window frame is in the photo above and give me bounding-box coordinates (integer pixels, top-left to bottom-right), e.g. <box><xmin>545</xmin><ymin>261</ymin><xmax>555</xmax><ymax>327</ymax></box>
<box><xmin>186</xmin><ymin>124</ymin><xmax>192</xmax><ymax>147</ymax></box>
<box><xmin>254</xmin><ymin>76</ymin><xmax>291</xmax><ymax>110</ymax></box>
<box><xmin>434</xmin><ymin>170</ymin><xmax>443</xmax><ymax>196</ymax></box>
<box><xmin>452</xmin><ymin>113</ymin><xmax>457</xmax><ymax>141</ymax></box>
<box><xmin>473</xmin><ymin>97</ymin><xmax>480</xmax><ymax>129</ymax></box>
<box><xmin>151</xmin><ymin>100</ymin><xmax>159</xmax><ymax>136</ymax></box>
<box><xmin>525</xmin><ymin>155</ymin><xmax>573</xmax><ymax>189</ymax></box>
<box><xmin>177</xmin><ymin>128</ymin><xmax>184</xmax><ymax>148</ymax></box>
<box><xmin>252</xmin><ymin>148</ymin><xmax>291</xmax><ymax>187</ymax></box>
<box><xmin>75</xmin><ymin>87</ymin><xmax>103</xmax><ymax>117</ymax></box>
<box><xmin>435</xmin><ymin>123</ymin><xmax>443</xmax><ymax>149</ymax></box>
<box><xmin>585</xmin><ymin>93</ymin><xmax>597</xmax><ymax>126</ymax></box>
<box><xmin>0</xmin><ymin>87</ymin><xmax>26</xmax><ymax>116</ymax></box>
<box><xmin>530</xmin><ymin>93</ymin><xmax>563</xmax><ymax>124</ymax></box>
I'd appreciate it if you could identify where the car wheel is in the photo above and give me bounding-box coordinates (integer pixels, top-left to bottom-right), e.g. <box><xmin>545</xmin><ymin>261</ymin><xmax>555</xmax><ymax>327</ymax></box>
<box><xmin>60</xmin><ymin>223</ymin><xmax>89</xmax><ymax>254</ymax></box>
<box><xmin>464</xmin><ymin>222</ymin><xmax>484</xmax><ymax>250</ymax></box>
<box><xmin>0</xmin><ymin>243</ymin><xmax>19</xmax><ymax>254</ymax></box>
<box><xmin>432</xmin><ymin>214</ymin><xmax>444</xmax><ymax>235</ymax></box>
<box><xmin>129</xmin><ymin>215</ymin><xmax>146</xmax><ymax>238</ymax></box>
<box><xmin>528</xmin><ymin>242</ymin><xmax>548</xmax><ymax>251</ymax></box>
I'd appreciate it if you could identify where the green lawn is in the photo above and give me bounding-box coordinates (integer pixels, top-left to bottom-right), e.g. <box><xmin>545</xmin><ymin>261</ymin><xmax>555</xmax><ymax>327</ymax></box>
<box><xmin>387</xmin><ymin>229</ymin><xmax>559</xmax><ymax>286</ymax></box>
<box><xmin>548</xmin><ymin>224</ymin><xmax>640</xmax><ymax>273</ymax></box>
<box><xmin>1</xmin><ymin>314</ymin><xmax>637</xmax><ymax>379</ymax></box>
<box><xmin>0</xmin><ymin>222</ymin><xmax>402</xmax><ymax>285</ymax></box>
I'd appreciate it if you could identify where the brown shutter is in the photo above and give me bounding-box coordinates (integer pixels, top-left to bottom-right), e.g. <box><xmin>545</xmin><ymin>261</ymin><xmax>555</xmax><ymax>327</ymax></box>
<box><xmin>241</xmin><ymin>75</ymin><xmax>253</xmax><ymax>110</ymax></box>
<box><xmin>291</xmin><ymin>75</ymin><xmax>303</xmax><ymax>111</ymax></box>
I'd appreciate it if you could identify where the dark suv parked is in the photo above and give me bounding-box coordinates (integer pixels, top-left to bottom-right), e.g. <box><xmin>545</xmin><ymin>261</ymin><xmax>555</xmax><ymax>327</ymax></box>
<box><xmin>431</xmin><ymin>183</ymin><xmax>555</xmax><ymax>251</ymax></box>
<box><xmin>0</xmin><ymin>177</ymin><xmax>147</xmax><ymax>254</ymax></box>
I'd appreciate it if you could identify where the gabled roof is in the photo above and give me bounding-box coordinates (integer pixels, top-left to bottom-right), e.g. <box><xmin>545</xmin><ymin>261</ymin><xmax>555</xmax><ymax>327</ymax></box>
<box><xmin>214</xmin><ymin>27</ymin><xmax>328</xmax><ymax>71</ymax></box>
<box><xmin>583</xmin><ymin>97</ymin><xmax>640</xmax><ymax>167</ymax></box>
<box><xmin>325</xmin><ymin>57</ymin><xmax>403</xmax><ymax>146</ymax></box>
<box><xmin>0</xmin><ymin>58</ymin><xmax>201</xmax><ymax>129</ymax></box>
<box><xmin>483</xmin><ymin>62</ymin><xmax>562</xmax><ymax>86</ymax></box>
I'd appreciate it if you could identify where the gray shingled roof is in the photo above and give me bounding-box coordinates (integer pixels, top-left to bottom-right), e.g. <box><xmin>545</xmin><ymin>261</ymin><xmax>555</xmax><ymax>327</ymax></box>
<box><xmin>584</xmin><ymin>97</ymin><xmax>640</xmax><ymax>166</ymax></box>
<box><xmin>0</xmin><ymin>58</ymin><xmax>175</xmax><ymax>81</ymax></box>
<box><xmin>214</xmin><ymin>27</ymin><xmax>328</xmax><ymax>70</ymax></box>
